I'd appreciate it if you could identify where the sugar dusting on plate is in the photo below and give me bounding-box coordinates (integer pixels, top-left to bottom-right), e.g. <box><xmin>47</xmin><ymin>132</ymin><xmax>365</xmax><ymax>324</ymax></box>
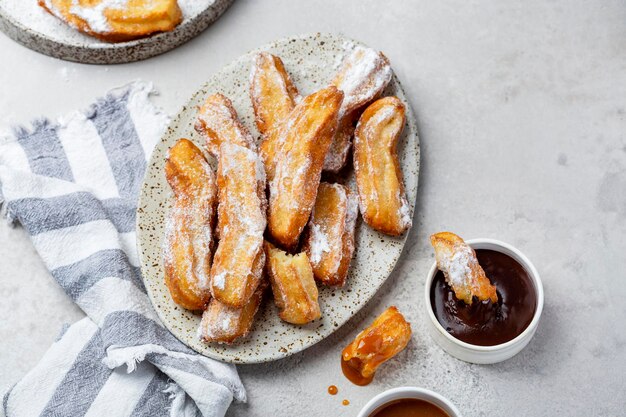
<box><xmin>70</xmin><ymin>0</ymin><xmax>128</xmax><ymax>33</ymax></box>
<box><xmin>178</xmin><ymin>0</ymin><xmax>216</xmax><ymax>19</ymax></box>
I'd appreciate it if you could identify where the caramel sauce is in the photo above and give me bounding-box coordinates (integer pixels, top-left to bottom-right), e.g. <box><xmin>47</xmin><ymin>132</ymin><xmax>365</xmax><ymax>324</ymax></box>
<box><xmin>369</xmin><ymin>399</ymin><xmax>449</xmax><ymax>417</ymax></box>
<box><xmin>341</xmin><ymin>356</ymin><xmax>374</xmax><ymax>386</ymax></box>
<box><xmin>431</xmin><ymin>249</ymin><xmax>537</xmax><ymax>346</ymax></box>
<box><xmin>355</xmin><ymin>333</ymin><xmax>383</xmax><ymax>354</ymax></box>
<box><xmin>341</xmin><ymin>333</ymin><xmax>385</xmax><ymax>386</ymax></box>
<box><xmin>341</xmin><ymin>307</ymin><xmax>411</xmax><ymax>386</ymax></box>
<box><xmin>327</xmin><ymin>385</ymin><xmax>338</xmax><ymax>395</ymax></box>
<box><xmin>342</xmin><ymin>399</ymin><xmax>350</xmax><ymax>406</ymax></box>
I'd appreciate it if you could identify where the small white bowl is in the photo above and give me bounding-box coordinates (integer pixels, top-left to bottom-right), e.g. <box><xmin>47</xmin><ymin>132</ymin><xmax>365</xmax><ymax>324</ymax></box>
<box><xmin>357</xmin><ymin>386</ymin><xmax>462</xmax><ymax>417</ymax></box>
<box><xmin>424</xmin><ymin>238</ymin><xmax>544</xmax><ymax>364</ymax></box>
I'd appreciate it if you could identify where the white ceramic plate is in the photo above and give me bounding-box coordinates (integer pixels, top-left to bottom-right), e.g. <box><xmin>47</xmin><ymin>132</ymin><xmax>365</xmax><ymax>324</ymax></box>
<box><xmin>0</xmin><ymin>0</ymin><xmax>233</xmax><ymax>64</ymax></box>
<box><xmin>136</xmin><ymin>33</ymin><xmax>420</xmax><ymax>363</ymax></box>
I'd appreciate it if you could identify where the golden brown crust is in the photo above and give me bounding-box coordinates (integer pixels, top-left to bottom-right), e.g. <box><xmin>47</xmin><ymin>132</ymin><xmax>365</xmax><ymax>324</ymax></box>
<box><xmin>250</xmin><ymin>52</ymin><xmax>300</xmax><ymax>137</ymax></box>
<box><xmin>354</xmin><ymin>96</ymin><xmax>411</xmax><ymax>236</ymax></box>
<box><xmin>163</xmin><ymin>139</ymin><xmax>217</xmax><ymax>311</ymax></box>
<box><xmin>38</xmin><ymin>0</ymin><xmax>182</xmax><ymax>42</ymax></box>
<box><xmin>265</xmin><ymin>242</ymin><xmax>321</xmax><ymax>325</ymax></box>
<box><xmin>194</xmin><ymin>93</ymin><xmax>256</xmax><ymax>158</ymax></box>
<box><xmin>302</xmin><ymin>183</ymin><xmax>358</xmax><ymax>287</ymax></box>
<box><xmin>210</xmin><ymin>143</ymin><xmax>267</xmax><ymax>308</ymax></box>
<box><xmin>323</xmin><ymin>46</ymin><xmax>392</xmax><ymax>172</ymax></box>
<box><xmin>199</xmin><ymin>280</ymin><xmax>267</xmax><ymax>344</ymax></box>
<box><xmin>250</xmin><ymin>52</ymin><xmax>301</xmax><ymax>183</ymax></box>
<box><xmin>267</xmin><ymin>86</ymin><xmax>344</xmax><ymax>248</ymax></box>
<box><xmin>341</xmin><ymin>306</ymin><xmax>411</xmax><ymax>385</ymax></box>
<box><xmin>430</xmin><ymin>232</ymin><xmax>498</xmax><ymax>305</ymax></box>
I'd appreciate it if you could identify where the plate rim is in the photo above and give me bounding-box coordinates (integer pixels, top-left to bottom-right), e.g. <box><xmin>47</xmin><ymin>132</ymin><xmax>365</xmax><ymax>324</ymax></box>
<box><xmin>0</xmin><ymin>0</ymin><xmax>235</xmax><ymax>64</ymax></box>
<box><xmin>136</xmin><ymin>32</ymin><xmax>421</xmax><ymax>364</ymax></box>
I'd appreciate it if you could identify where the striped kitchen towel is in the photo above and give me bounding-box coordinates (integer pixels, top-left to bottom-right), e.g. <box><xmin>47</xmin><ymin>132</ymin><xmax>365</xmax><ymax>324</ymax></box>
<box><xmin>0</xmin><ymin>82</ymin><xmax>245</xmax><ymax>417</ymax></box>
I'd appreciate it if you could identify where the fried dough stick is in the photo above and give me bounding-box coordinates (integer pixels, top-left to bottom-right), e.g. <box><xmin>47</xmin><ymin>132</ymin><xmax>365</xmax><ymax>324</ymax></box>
<box><xmin>199</xmin><ymin>280</ymin><xmax>267</xmax><ymax>344</ymax></box>
<box><xmin>354</xmin><ymin>96</ymin><xmax>411</xmax><ymax>236</ymax></box>
<box><xmin>303</xmin><ymin>183</ymin><xmax>358</xmax><ymax>287</ymax></box>
<box><xmin>430</xmin><ymin>232</ymin><xmax>498</xmax><ymax>305</ymax></box>
<box><xmin>342</xmin><ymin>306</ymin><xmax>412</xmax><ymax>386</ymax></box>
<box><xmin>210</xmin><ymin>143</ymin><xmax>267</xmax><ymax>307</ymax></box>
<box><xmin>163</xmin><ymin>139</ymin><xmax>217</xmax><ymax>311</ymax></box>
<box><xmin>265</xmin><ymin>242</ymin><xmax>321</xmax><ymax>325</ymax></box>
<box><xmin>267</xmin><ymin>86</ymin><xmax>343</xmax><ymax>248</ymax></box>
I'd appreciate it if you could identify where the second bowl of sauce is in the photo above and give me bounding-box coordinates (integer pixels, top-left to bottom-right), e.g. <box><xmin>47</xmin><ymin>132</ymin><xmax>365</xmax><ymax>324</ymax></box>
<box><xmin>356</xmin><ymin>387</ymin><xmax>461</xmax><ymax>417</ymax></box>
<box><xmin>370</xmin><ymin>398</ymin><xmax>450</xmax><ymax>417</ymax></box>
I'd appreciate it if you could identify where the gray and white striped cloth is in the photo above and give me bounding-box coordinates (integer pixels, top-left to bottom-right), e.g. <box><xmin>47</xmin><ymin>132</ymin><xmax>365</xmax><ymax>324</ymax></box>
<box><xmin>0</xmin><ymin>82</ymin><xmax>245</xmax><ymax>417</ymax></box>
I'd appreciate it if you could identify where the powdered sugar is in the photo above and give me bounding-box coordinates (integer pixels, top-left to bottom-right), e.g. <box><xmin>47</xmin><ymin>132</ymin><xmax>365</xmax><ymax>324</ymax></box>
<box><xmin>218</xmin><ymin>143</ymin><xmax>266</xmax><ymax>235</ymax></box>
<box><xmin>218</xmin><ymin>143</ymin><xmax>264</xmax><ymax>183</ymax></box>
<box><xmin>220</xmin><ymin>316</ymin><xmax>233</xmax><ymax>331</ymax></box>
<box><xmin>199</xmin><ymin>302</ymin><xmax>238</xmax><ymax>342</ymax></box>
<box><xmin>196</xmin><ymin>95</ymin><xmax>255</xmax><ymax>157</ymax></box>
<box><xmin>1</xmin><ymin>0</ymin><xmax>76</xmax><ymax>42</ymax></box>
<box><xmin>178</xmin><ymin>0</ymin><xmax>216</xmax><ymax>19</ymax></box>
<box><xmin>305</xmin><ymin>183</ymin><xmax>356</xmax><ymax>282</ymax></box>
<box><xmin>212</xmin><ymin>271</ymin><xmax>226</xmax><ymax>290</ymax></box>
<box><xmin>199</xmin><ymin>284</ymin><xmax>264</xmax><ymax>344</ymax></box>
<box><xmin>333</xmin><ymin>42</ymin><xmax>353</xmax><ymax>70</ymax></box>
<box><xmin>70</xmin><ymin>0</ymin><xmax>129</xmax><ymax>33</ymax></box>
<box><xmin>191</xmin><ymin>226</ymin><xmax>213</xmax><ymax>290</ymax></box>
<box><xmin>309</xmin><ymin>223</ymin><xmax>331</xmax><ymax>264</ymax></box>
<box><xmin>398</xmin><ymin>193</ymin><xmax>412</xmax><ymax>228</ymax></box>
<box><xmin>57</xmin><ymin>66</ymin><xmax>77</xmax><ymax>82</ymax></box>
<box><xmin>162</xmin><ymin>201</ymin><xmax>213</xmax><ymax>293</ymax></box>
<box><xmin>220</xmin><ymin>144</ymin><xmax>263</xmax><ymax>185</ymax></box>
<box><xmin>332</xmin><ymin>45</ymin><xmax>392</xmax><ymax>117</ymax></box>
<box><xmin>436</xmin><ymin>243</ymin><xmax>474</xmax><ymax>287</ymax></box>
<box><xmin>324</xmin><ymin>44</ymin><xmax>392</xmax><ymax>171</ymax></box>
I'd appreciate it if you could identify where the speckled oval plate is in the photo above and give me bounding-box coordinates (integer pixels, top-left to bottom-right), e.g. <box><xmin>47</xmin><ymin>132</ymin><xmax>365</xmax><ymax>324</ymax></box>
<box><xmin>0</xmin><ymin>0</ymin><xmax>233</xmax><ymax>64</ymax></box>
<box><xmin>137</xmin><ymin>32</ymin><xmax>420</xmax><ymax>363</ymax></box>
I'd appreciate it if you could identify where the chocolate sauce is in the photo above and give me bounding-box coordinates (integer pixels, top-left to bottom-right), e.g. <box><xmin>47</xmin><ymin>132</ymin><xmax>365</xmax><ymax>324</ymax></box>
<box><xmin>430</xmin><ymin>249</ymin><xmax>536</xmax><ymax>346</ymax></box>
<box><xmin>369</xmin><ymin>399</ymin><xmax>449</xmax><ymax>417</ymax></box>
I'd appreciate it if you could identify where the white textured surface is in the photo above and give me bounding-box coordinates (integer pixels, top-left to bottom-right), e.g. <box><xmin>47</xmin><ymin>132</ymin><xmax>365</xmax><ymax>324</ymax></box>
<box><xmin>0</xmin><ymin>1</ymin><xmax>625</xmax><ymax>416</ymax></box>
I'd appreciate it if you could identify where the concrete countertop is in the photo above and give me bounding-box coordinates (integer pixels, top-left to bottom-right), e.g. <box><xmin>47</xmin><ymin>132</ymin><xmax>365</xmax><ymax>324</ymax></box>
<box><xmin>1</xmin><ymin>1</ymin><xmax>625</xmax><ymax>416</ymax></box>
